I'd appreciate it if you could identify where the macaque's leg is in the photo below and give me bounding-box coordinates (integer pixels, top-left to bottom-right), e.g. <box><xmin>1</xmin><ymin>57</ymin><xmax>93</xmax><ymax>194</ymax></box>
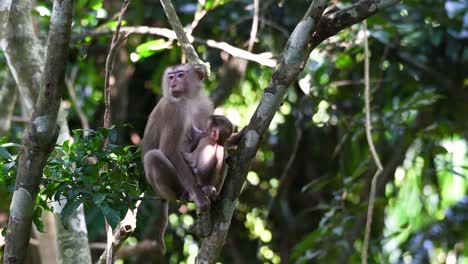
<box><xmin>211</xmin><ymin>147</ymin><xmax>227</xmax><ymax>196</ymax></box>
<box><xmin>183</xmin><ymin>152</ymin><xmax>198</xmax><ymax>174</ymax></box>
<box><xmin>144</xmin><ymin>149</ymin><xmax>183</xmax><ymax>201</ymax></box>
<box><xmin>195</xmin><ymin>144</ymin><xmax>218</xmax><ymax>185</ymax></box>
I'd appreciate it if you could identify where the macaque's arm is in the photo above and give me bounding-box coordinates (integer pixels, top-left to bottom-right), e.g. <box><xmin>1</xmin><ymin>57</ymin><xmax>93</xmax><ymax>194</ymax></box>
<box><xmin>158</xmin><ymin>111</ymin><xmax>202</xmax><ymax>199</ymax></box>
<box><xmin>189</xmin><ymin>126</ymin><xmax>206</xmax><ymax>151</ymax></box>
<box><xmin>225</xmin><ymin>126</ymin><xmax>246</xmax><ymax>147</ymax></box>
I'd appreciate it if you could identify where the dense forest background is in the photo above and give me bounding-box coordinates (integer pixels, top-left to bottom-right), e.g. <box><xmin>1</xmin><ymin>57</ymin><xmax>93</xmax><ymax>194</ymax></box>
<box><xmin>0</xmin><ymin>0</ymin><xmax>467</xmax><ymax>263</ymax></box>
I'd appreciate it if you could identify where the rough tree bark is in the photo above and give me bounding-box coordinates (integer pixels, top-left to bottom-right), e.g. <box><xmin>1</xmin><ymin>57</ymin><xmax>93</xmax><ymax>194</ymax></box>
<box><xmin>0</xmin><ymin>71</ymin><xmax>17</xmax><ymax>137</ymax></box>
<box><xmin>1</xmin><ymin>0</ymin><xmax>92</xmax><ymax>263</ymax></box>
<box><xmin>195</xmin><ymin>0</ymin><xmax>401</xmax><ymax>262</ymax></box>
<box><xmin>2</xmin><ymin>1</ymin><xmax>76</xmax><ymax>263</ymax></box>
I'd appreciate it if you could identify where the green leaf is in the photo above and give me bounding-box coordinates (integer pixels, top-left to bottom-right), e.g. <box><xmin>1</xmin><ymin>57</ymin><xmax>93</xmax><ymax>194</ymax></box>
<box><xmin>3</xmin><ymin>161</ymin><xmax>15</xmax><ymax>177</ymax></box>
<box><xmin>109</xmin><ymin>129</ymin><xmax>118</xmax><ymax>143</ymax></box>
<box><xmin>204</xmin><ymin>0</ymin><xmax>214</xmax><ymax>9</ymax></box>
<box><xmin>136</xmin><ymin>39</ymin><xmax>170</xmax><ymax>59</ymax></box>
<box><xmin>433</xmin><ymin>145</ymin><xmax>448</xmax><ymax>155</ymax></box>
<box><xmin>0</xmin><ymin>146</ymin><xmax>13</xmax><ymax>160</ymax></box>
<box><xmin>61</xmin><ymin>199</ymin><xmax>83</xmax><ymax>228</ymax></box>
<box><xmin>289</xmin><ymin>229</ymin><xmax>322</xmax><ymax>262</ymax></box>
<box><xmin>335</xmin><ymin>54</ymin><xmax>352</xmax><ymax>69</ymax></box>
<box><xmin>62</xmin><ymin>140</ymin><xmax>70</xmax><ymax>153</ymax></box>
<box><xmin>33</xmin><ymin>207</ymin><xmax>45</xmax><ymax>232</ymax></box>
<box><xmin>93</xmin><ymin>193</ymin><xmax>106</xmax><ymax>206</ymax></box>
<box><xmin>101</xmin><ymin>204</ymin><xmax>121</xmax><ymax>228</ymax></box>
<box><xmin>301</xmin><ymin>177</ymin><xmax>330</xmax><ymax>193</ymax></box>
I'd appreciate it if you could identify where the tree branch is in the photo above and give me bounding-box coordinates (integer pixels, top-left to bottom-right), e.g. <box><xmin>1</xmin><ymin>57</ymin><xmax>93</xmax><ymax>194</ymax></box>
<box><xmin>0</xmin><ymin>0</ymin><xmax>12</xmax><ymax>40</ymax></box>
<box><xmin>114</xmin><ymin>240</ymin><xmax>159</xmax><ymax>259</ymax></box>
<box><xmin>1</xmin><ymin>0</ymin><xmax>43</xmax><ymax>112</ymax></box>
<box><xmin>195</xmin><ymin>1</ymin><xmax>329</xmax><ymax>262</ymax></box>
<box><xmin>247</xmin><ymin>0</ymin><xmax>260</xmax><ymax>52</ymax></box>
<box><xmin>195</xmin><ymin>0</ymin><xmax>402</xmax><ymax>261</ymax></box>
<box><xmin>3</xmin><ymin>0</ymin><xmax>75</xmax><ymax>263</ymax></box>
<box><xmin>361</xmin><ymin>20</ymin><xmax>383</xmax><ymax>264</ymax></box>
<box><xmin>103</xmin><ymin>0</ymin><xmax>130</xmax><ymax>131</ymax></box>
<box><xmin>0</xmin><ymin>70</ymin><xmax>17</xmax><ymax>137</ymax></box>
<box><xmin>311</xmin><ymin>0</ymin><xmax>400</xmax><ymax>48</ymax></box>
<box><xmin>100</xmin><ymin>1</ymin><xmax>131</xmax><ymax>263</ymax></box>
<box><xmin>159</xmin><ymin>0</ymin><xmax>203</xmax><ymax>66</ymax></box>
<box><xmin>75</xmin><ymin>26</ymin><xmax>277</xmax><ymax>67</ymax></box>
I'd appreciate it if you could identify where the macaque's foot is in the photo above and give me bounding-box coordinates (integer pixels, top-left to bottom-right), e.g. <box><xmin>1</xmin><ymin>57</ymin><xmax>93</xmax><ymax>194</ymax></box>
<box><xmin>202</xmin><ymin>185</ymin><xmax>218</xmax><ymax>202</ymax></box>
<box><xmin>189</xmin><ymin>211</ymin><xmax>213</xmax><ymax>238</ymax></box>
<box><xmin>190</xmin><ymin>190</ymin><xmax>211</xmax><ymax>213</ymax></box>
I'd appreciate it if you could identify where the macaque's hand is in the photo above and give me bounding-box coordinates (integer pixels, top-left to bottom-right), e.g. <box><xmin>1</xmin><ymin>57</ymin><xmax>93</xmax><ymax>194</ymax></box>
<box><xmin>225</xmin><ymin>126</ymin><xmax>247</xmax><ymax>147</ymax></box>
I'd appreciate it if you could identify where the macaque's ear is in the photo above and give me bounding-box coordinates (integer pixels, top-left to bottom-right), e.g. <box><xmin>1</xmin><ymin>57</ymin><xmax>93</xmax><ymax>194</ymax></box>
<box><xmin>192</xmin><ymin>66</ymin><xmax>206</xmax><ymax>81</ymax></box>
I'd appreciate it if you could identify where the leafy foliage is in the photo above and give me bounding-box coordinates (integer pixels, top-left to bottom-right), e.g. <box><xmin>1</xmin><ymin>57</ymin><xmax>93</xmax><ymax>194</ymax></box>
<box><xmin>41</xmin><ymin>127</ymin><xmax>145</xmax><ymax>228</ymax></box>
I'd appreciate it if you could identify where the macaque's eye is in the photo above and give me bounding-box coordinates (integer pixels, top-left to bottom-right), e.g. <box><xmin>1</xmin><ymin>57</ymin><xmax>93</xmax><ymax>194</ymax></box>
<box><xmin>176</xmin><ymin>72</ymin><xmax>185</xmax><ymax>78</ymax></box>
<box><xmin>167</xmin><ymin>73</ymin><xmax>175</xmax><ymax>80</ymax></box>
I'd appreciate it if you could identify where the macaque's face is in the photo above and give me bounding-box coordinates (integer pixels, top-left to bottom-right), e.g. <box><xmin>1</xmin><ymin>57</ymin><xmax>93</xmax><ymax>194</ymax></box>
<box><xmin>167</xmin><ymin>69</ymin><xmax>188</xmax><ymax>98</ymax></box>
<box><xmin>164</xmin><ymin>64</ymin><xmax>204</xmax><ymax>99</ymax></box>
<box><xmin>206</xmin><ymin>120</ymin><xmax>220</xmax><ymax>142</ymax></box>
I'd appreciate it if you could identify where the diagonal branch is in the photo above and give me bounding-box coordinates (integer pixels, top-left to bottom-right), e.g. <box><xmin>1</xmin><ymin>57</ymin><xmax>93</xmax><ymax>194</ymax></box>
<box><xmin>159</xmin><ymin>0</ymin><xmax>203</xmax><ymax>66</ymax></box>
<box><xmin>1</xmin><ymin>0</ymin><xmax>43</xmax><ymax>111</ymax></box>
<box><xmin>196</xmin><ymin>0</ymin><xmax>402</xmax><ymax>262</ymax></box>
<box><xmin>311</xmin><ymin>0</ymin><xmax>400</xmax><ymax>48</ymax></box>
<box><xmin>196</xmin><ymin>1</ymin><xmax>329</xmax><ymax>262</ymax></box>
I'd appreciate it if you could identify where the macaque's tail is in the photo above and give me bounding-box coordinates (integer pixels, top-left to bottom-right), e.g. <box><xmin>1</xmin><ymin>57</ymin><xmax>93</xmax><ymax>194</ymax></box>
<box><xmin>155</xmin><ymin>199</ymin><xmax>169</xmax><ymax>254</ymax></box>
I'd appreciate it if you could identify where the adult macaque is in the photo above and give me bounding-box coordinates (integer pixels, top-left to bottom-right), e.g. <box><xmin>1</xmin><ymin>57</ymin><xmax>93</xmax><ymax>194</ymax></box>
<box><xmin>142</xmin><ymin>64</ymin><xmax>213</xmax><ymax>252</ymax></box>
<box><xmin>183</xmin><ymin>115</ymin><xmax>234</xmax><ymax>201</ymax></box>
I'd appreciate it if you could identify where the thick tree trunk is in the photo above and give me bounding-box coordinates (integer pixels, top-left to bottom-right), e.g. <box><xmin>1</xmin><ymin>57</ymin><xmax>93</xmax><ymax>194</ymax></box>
<box><xmin>3</xmin><ymin>1</ymin><xmax>75</xmax><ymax>263</ymax></box>
<box><xmin>1</xmin><ymin>0</ymin><xmax>92</xmax><ymax>262</ymax></box>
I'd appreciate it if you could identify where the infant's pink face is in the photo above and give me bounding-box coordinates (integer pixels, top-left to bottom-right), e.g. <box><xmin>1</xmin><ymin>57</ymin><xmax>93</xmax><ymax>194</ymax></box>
<box><xmin>206</xmin><ymin>120</ymin><xmax>220</xmax><ymax>142</ymax></box>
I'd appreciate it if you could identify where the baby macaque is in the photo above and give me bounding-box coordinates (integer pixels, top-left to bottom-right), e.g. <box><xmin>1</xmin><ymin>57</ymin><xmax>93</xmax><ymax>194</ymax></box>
<box><xmin>184</xmin><ymin>115</ymin><xmax>233</xmax><ymax>201</ymax></box>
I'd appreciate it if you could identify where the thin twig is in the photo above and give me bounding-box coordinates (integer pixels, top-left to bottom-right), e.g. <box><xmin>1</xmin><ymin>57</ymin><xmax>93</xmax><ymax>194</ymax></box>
<box><xmin>187</xmin><ymin>8</ymin><xmax>208</xmax><ymax>35</ymax></box>
<box><xmin>247</xmin><ymin>0</ymin><xmax>259</xmax><ymax>52</ymax></box>
<box><xmin>101</xmin><ymin>1</ymin><xmax>131</xmax><ymax>263</ymax></box>
<box><xmin>103</xmin><ymin>0</ymin><xmax>130</xmax><ymax>131</ymax></box>
<box><xmin>230</xmin><ymin>15</ymin><xmax>289</xmax><ymax>38</ymax></box>
<box><xmin>361</xmin><ymin>20</ymin><xmax>383</xmax><ymax>264</ymax></box>
<box><xmin>10</xmin><ymin>116</ymin><xmax>30</xmax><ymax>123</ymax></box>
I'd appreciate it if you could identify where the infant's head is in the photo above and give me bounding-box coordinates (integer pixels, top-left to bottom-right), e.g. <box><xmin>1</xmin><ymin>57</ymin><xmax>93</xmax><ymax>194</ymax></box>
<box><xmin>206</xmin><ymin>115</ymin><xmax>233</xmax><ymax>145</ymax></box>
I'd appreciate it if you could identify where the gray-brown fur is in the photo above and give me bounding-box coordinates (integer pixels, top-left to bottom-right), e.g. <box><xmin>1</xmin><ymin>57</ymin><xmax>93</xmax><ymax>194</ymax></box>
<box><xmin>141</xmin><ymin>64</ymin><xmax>214</xmax><ymax>252</ymax></box>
